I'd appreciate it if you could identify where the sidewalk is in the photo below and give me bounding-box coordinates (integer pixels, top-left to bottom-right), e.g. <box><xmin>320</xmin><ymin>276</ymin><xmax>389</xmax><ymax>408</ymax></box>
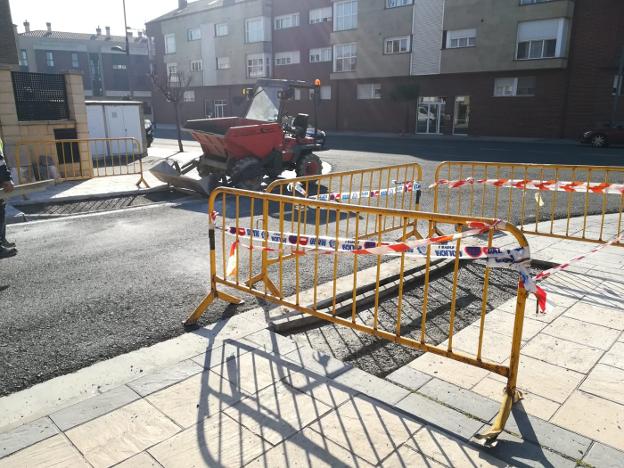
<box><xmin>1</xmin><ymin>216</ymin><xmax>623</xmax><ymax>467</ymax></box>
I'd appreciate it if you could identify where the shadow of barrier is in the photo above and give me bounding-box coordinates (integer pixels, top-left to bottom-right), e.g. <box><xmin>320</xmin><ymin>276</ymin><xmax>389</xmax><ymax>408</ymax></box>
<box><xmin>186</xmin><ymin>186</ymin><xmax>534</xmax><ymax>443</ymax></box>
<box><xmin>13</xmin><ymin>137</ymin><xmax>149</xmax><ymax>188</ymax></box>
<box><xmin>432</xmin><ymin>161</ymin><xmax>624</xmax><ymax>247</ymax></box>
<box><xmin>253</xmin><ymin>162</ymin><xmax>424</xmax><ymax>295</ymax></box>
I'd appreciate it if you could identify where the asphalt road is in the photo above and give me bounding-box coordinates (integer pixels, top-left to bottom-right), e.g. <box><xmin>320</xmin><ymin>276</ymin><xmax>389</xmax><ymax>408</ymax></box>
<box><xmin>1</xmin><ymin>136</ymin><xmax>622</xmax><ymax>396</ymax></box>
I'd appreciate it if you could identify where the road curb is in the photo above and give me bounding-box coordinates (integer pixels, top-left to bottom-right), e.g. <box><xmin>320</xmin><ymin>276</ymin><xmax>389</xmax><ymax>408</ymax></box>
<box><xmin>12</xmin><ymin>185</ymin><xmax>170</xmax><ymax>207</ymax></box>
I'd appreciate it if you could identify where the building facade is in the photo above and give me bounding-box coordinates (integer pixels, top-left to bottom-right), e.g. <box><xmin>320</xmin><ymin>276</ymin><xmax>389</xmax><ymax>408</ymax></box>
<box><xmin>16</xmin><ymin>23</ymin><xmax>153</xmax><ymax>117</ymax></box>
<box><xmin>146</xmin><ymin>0</ymin><xmax>624</xmax><ymax>139</ymax></box>
<box><xmin>0</xmin><ymin>0</ymin><xmax>18</xmax><ymax>66</ymax></box>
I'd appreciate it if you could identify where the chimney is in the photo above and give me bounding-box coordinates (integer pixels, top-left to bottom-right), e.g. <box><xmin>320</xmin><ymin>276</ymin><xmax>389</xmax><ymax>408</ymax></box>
<box><xmin>105</xmin><ymin>26</ymin><xmax>111</xmax><ymax>38</ymax></box>
<box><xmin>178</xmin><ymin>0</ymin><xmax>187</xmax><ymax>9</ymax></box>
<box><xmin>24</xmin><ymin>20</ymin><xmax>30</xmax><ymax>32</ymax></box>
<box><xmin>46</xmin><ymin>22</ymin><xmax>52</xmax><ymax>33</ymax></box>
<box><xmin>96</xmin><ymin>26</ymin><xmax>101</xmax><ymax>36</ymax></box>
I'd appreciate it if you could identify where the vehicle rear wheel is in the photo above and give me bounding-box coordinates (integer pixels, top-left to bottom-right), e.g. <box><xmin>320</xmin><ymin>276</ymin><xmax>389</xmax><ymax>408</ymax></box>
<box><xmin>230</xmin><ymin>157</ymin><xmax>264</xmax><ymax>191</ymax></box>
<box><xmin>296</xmin><ymin>153</ymin><xmax>323</xmax><ymax>178</ymax></box>
<box><xmin>591</xmin><ymin>134</ymin><xmax>608</xmax><ymax>148</ymax></box>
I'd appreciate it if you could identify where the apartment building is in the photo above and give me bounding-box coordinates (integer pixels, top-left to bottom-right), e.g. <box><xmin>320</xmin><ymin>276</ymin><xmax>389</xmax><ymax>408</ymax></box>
<box><xmin>146</xmin><ymin>0</ymin><xmax>624</xmax><ymax>138</ymax></box>
<box><xmin>0</xmin><ymin>0</ymin><xmax>18</xmax><ymax>66</ymax></box>
<box><xmin>16</xmin><ymin>22</ymin><xmax>153</xmax><ymax>116</ymax></box>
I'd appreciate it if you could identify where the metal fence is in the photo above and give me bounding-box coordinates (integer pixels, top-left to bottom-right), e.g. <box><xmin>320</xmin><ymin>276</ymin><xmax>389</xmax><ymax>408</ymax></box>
<box><xmin>11</xmin><ymin>71</ymin><xmax>69</xmax><ymax>121</ymax></box>
<box><xmin>432</xmin><ymin>161</ymin><xmax>624</xmax><ymax>246</ymax></box>
<box><xmin>14</xmin><ymin>137</ymin><xmax>149</xmax><ymax>188</ymax></box>
<box><xmin>187</xmin><ymin>186</ymin><xmax>531</xmax><ymax>442</ymax></box>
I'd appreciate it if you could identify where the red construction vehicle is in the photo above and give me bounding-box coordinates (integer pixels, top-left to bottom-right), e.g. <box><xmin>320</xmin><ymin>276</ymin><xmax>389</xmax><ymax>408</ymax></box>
<box><xmin>151</xmin><ymin>79</ymin><xmax>325</xmax><ymax>194</ymax></box>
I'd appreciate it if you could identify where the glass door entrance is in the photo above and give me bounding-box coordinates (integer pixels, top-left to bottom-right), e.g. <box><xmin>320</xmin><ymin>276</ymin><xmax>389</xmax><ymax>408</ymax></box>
<box><xmin>453</xmin><ymin>96</ymin><xmax>470</xmax><ymax>135</ymax></box>
<box><xmin>417</xmin><ymin>97</ymin><xmax>445</xmax><ymax>134</ymax></box>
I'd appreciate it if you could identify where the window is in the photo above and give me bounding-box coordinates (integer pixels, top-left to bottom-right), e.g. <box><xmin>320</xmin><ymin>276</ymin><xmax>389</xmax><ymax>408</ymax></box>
<box><xmin>517</xmin><ymin>18</ymin><xmax>567</xmax><ymax>60</ymax></box>
<box><xmin>187</xmin><ymin>27</ymin><xmax>201</xmax><ymax>41</ymax></box>
<box><xmin>214</xmin><ymin>100</ymin><xmax>227</xmax><ymax>118</ymax></box>
<box><xmin>274</xmin><ymin>51</ymin><xmax>300</xmax><ymax>66</ymax></box>
<box><xmin>191</xmin><ymin>60</ymin><xmax>203</xmax><ymax>72</ymax></box>
<box><xmin>309</xmin><ymin>7</ymin><xmax>332</xmax><ymax>24</ymax></box>
<box><xmin>520</xmin><ymin>0</ymin><xmax>552</xmax><ymax>4</ymax></box>
<box><xmin>19</xmin><ymin>49</ymin><xmax>28</xmax><ymax>67</ymax></box>
<box><xmin>245</xmin><ymin>17</ymin><xmax>265</xmax><ymax>43</ymax></box>
<box><xmin>385</xmin><ymin>36</ymin><xmax>410</xmax><ymax>54</ymax></box>
<box><xmin>167</xmin><ymin>62</ymin><xmax>178</xmax><ymax>83</ymax></box>
<box><xmin>446</xmin><ymin>29</ymin><xmax>477</xmax><ymax>49</ymax></box>
<box><xmin>320</xmin><ymin>85</ymin><xmax>331</xmax><ymax>100</ymax></box>
<box><xmin>247</xmin><ymin>53</ymin><xmax>269</xmax><ymax>78</ymax></box>
<box><xmin>386</xmin><ymin>0</ymin><xmax>413</xmax><ymax>7</ymax></box>
<box><xmin>357</xmin><ymin>83</ymin><xmax>382</xmax><ymax>100</ymax></box>
<box><xmin>164</xmin><ymin>33</ymin><xmax>176</xmax><ymax>54</ymax></box>
<box><xmin>45</xmin><ymin>51</ymin><xmax>54</xmax><ymax>67</ymax></box>
<box><xmin>274</xmin><ymin>13</ymin><xmax>299</xmax><ymax>30</ymax></box>
<box><xmin>294</xmin><ymin>88</ymin><xmax>301</xmax><ymax>100</ymax></box>
<box><xmin>112</xmin><ymin>64</ymin><xmax>127</xmax><ymax>70</ymax></box>
<box><xmin>310</xmin><ymin>47</ymin><xmax>332</xmax><ymax>63</ymax></box>
<box><xmin>215</xmin><ymin>23</ymin><xmax>229</xmax><ymax>37</ymax></box>
<box><xmin>216</xmin><ymin>57</ymin><xmax>230</xmax><ymax>70</ymax></box>
<box><xmin>333</xmin><ymin>43</ymin><xmax>357</xmax><ymax>72</ymax></box>
<box><xmin>494</xmin><ymin>77</ymin><xmax>536</xmax><ymax>96</ymax></box>
<box><xmin>614</xmin><ymin>75</ymin><xmax>623</xmax><ymax>96</ymax></box>
<box><xmin>183</xmin><ymin>90</ymin><xmax>195</xmax><ymax>102</ymax></box>
<box><xmin>71</xmin><ymin>53</ymin><xmax>79</xmax><ymax>68</ymax></box>
<box><xmin>334</xmin><ymin>0</ymin><xmax>357</xmax><ymax>31</ymax></box>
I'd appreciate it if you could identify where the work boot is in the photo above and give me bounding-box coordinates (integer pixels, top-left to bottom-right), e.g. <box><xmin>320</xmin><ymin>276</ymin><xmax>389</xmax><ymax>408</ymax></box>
<box><xmin>1</xmin><ymin>239</ymin><xmax>15</xmax><ymax>248</ymax></box>
<box><xmin>0</xmin><ymin>246</ymin><xmax>17</xmax><ymax>259</ymax></box>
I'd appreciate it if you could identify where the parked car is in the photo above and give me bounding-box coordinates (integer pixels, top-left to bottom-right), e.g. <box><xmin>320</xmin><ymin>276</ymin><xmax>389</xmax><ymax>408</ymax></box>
<box><xmin>579</xmin><ymin>123</ymin><xmax>624</xmax><ymax>148</ymax></box>
<box><xmin>145</xmin><ymin>119</ymin><xmax>154</xmax><ymax>148</ymax></box>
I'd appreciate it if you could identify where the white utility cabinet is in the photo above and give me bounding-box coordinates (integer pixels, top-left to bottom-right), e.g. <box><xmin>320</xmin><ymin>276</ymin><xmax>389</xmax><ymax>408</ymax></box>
<box><xmin>86</xmin><ymin>101</ymin><xmax>146</xmax><ymax>159</ymax></box>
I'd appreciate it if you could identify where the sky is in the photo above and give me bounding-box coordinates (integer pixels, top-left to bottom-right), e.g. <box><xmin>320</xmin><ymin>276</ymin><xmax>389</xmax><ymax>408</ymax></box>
<box><xmin>8</xmin><ymin>0</ymin><xmax>183</xmax><ymax>36</ymax></box>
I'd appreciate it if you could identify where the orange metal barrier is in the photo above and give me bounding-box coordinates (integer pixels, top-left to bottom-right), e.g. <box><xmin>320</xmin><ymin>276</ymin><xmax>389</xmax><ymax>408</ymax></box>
<box><xmin>13</xmin><ymin>137</ymin><xmax>149</xmax><ymax>188</ymax></box>
<box><xmin>186</xmin><ymin>186</ymin><xmax>531</xmax><ymax>442</ymax></box>
<box><xmin>432</xmin><ymin>162</ymin><xmax>624</xmax><ymax>246</ymax></box>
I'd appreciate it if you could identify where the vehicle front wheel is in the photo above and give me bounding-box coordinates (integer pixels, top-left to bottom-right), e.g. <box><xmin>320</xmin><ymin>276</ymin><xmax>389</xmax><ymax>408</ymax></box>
<box><xmin>230</xmin><ymin>157</ymin><xmax>265</xmax><ymax>191</ymax></box>
<box><xmin>591</xmin><ymin>134</ymin><xmax>608</xmax><ymax>148</ymax></box>
<box><xmin>296</xmin><ymin>153</ymin><xmax>323</xmax><ymax>178</ymax></box>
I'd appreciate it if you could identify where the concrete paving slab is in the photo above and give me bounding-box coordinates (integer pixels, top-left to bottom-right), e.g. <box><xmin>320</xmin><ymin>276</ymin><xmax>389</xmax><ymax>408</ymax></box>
<box><xmin>551</xmin><ymin>391</ymin><xmax>624</xmax><ymax>451</ymax></box>
<box><xmin>408</xmin><ymin>352</ymin><xmax>490</xmax><ymax>390</ymax></box>
<box><xmin>115</xmin><ymin>451</ymin><xmax>162</xmax><ymax>467</ymax></box>
<box><xmin>445</xmin><ymin>326</ymin><xmax>514</xmax><ymax>363</ymax></box>
<box><xmin>64</xmin><ymin>399</ymin><xmax>179</xmax><ymax>468</ymax></box>
<box><xmin>223</xmin><ymin>380</ymin><xmax>332</xmax><ymax>446</ymax></box>
<box><xmin>50</xmin><ymin>385</ymin><xmax>140</xmax><ymax>431</ymax></box>
<box><xmin>127</xmin><ymin>359</ymin><xmax>204</xmax><ymax>397</ymax></box>
<box><xmin>281</xmin><ymin>368</ymin><xmax>356</xmax><ymax>409</ymax></box>
<box><xmin>418</xmin><ymin>378</ymin><xmax>500</xmax><ymax>422</ymax></box>
<box><xmin>599</xmin><ymin>341</ymin><xmax>624</xmax><ymax>370</ymax></box>
<box><xmin>380</xmin><ymin>442</ymin><xmax>446</xmax><ymax>467</ymax></box>
<box><xmin>0</xmin><ymin>434</ymin><xmax>89</xmax><ymax>468</ymax></box>
<box><xmin>396</xmin><ymin>392</ymin><xmax>484</xmax><ymax>441</ymax></box>
<box><xmin>475</xmin><ymin>427</ymin><xmax>577</xmax><ymax>468</ymax></box>
<box><xmin>146</xmin><ymin>370</ymin><xmax>248</xmax><ymax>428</ymax></box>
<box><xmin>241</xmin><ymin>329</ymin><xmax>300</xmax><ymax>356</ymax></box>
<box><xmin>332</xmin><ymin>367</ymin><xmax>410</xmax><ymax>406</ymax></box>
<box><xmin>283</xmin><ymin>346</ymin><xmax>352</xmax><ymax>380</ymax></box>
<box><xmin>407</xmin><ymin>426</ymin><xmax>508</xmax><ymax>467</ymax></box>
<box><xmin>246</xmin><ymin>427</ymin><xmax>374</xmax><ymax>468</ymax></box>
<box><xmin>583</xmin><ymin>442</ymin><xmax>624</xmax><ymax>468</ymax></box>
<box><xmin>189</xmin><ymin>338</ymin><xmax>253</xmax><ymax>371</ymax></box>
<box><xmin>148</xmin><ymin>411</ymin><xmax>269</xmax><ymax>467</ymax></box>
<box><xmin>564</xmin><ymin>301</ymin><xmax>624</xmax><ymax>330</ymax></box>
<box><xmin>385</xmin><ymin>365</ymin><xmax>432</xmax><ymax>391</ymax></box>
<box><xmin>499</xmin><ymin>408</ymin><xmax>591</xmax><ymax>460</ymax></box>
<box><xmin>543</xmin><ymin>316</ymin><xmax>620</xmax><ymax>351</ymax></box>
<box><xmin>521</xmin><ymin>333</ymin><xmax>604</xmax><ymax>374</ymax></box>
<box><xmin>579</xmin><ymin>364</ymin><xmax>624</xmax><ymax>405</ymax></box>
<box><xmin>0</xmin><ymin>416</ymin><xmax>58</xmax><ymax>460</ymax></box>
<box><xmin>308</xmin><ymin>394</ymin><xmax>422</xmax><ymax>466</ymax></box>
<box><xmin>471</xmin><ymin>378</ymin><xmax>560</xmax><ymax>421</ymax></box>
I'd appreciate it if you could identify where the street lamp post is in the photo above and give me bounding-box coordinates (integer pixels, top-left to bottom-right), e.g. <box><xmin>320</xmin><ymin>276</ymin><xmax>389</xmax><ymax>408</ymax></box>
<box><xmin>111</xmin><ymin>0</ymin><xmax>133</xmax><ymax>99</ymax></box>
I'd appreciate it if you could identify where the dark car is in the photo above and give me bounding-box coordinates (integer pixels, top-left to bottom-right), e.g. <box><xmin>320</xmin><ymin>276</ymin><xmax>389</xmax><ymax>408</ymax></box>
<box><xmin>145</xmin><ymin>119</ymin><xmax>154</xmax><ymax>148</ymax></box>
<box><xmin>579</xmin><ymin>123</ymin><xmax>624</xmax><ymax>148</ymax></box>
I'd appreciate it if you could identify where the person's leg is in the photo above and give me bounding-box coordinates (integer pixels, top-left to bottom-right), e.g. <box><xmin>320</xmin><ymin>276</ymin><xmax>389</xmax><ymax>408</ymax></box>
<box><xmin>0</xmin><ymin>199</ymin><xmax>6</xmax><ymax>242</ymax></box>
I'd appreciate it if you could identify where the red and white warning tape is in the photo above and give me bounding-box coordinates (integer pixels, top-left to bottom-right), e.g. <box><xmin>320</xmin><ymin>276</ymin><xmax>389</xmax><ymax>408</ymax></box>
<box><xmin>287</xmin><ymin>180</ymin><xmax>421</xmax><ymax>202</ymax></box>
<box><xmin>431</xmin><ymin>178</ymin><xmax>624</xmax><ymax>195</ymax></box>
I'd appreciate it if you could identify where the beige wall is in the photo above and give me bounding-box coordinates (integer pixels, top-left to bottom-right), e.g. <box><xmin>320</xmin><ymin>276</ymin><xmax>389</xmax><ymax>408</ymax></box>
<box><xmin>441</xmin><ymin>0</ymin><xmax>575</xmax><ymax>74</ymax></box>
<box><xmin>0</xmin><ymin>67</ymin><xmax>91</xmax><ymax>182</ymax></box>
<box><xmin>331</xmin><ymin>0</ymin><xmax>413</xmax><ymax>80</ymax></box>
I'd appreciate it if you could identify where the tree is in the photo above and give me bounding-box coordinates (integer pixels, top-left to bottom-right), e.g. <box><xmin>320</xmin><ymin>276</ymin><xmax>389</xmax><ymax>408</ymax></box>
<box><xmin>150</xmin><ymin>69</ymin><xmax>192</xmax><ymax>152</ymax></box>
<box><xmin>390</xmin><ymin>80</ymin><xmax>420</xmax><ymax>135</ymax></box>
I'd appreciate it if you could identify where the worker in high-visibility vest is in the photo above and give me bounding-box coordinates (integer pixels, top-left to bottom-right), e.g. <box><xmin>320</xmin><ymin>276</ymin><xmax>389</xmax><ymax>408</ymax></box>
<box><xmin>0</xmin><ymin>139</ymin><xmax>17</xmax><ymax>258</ymax></box>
